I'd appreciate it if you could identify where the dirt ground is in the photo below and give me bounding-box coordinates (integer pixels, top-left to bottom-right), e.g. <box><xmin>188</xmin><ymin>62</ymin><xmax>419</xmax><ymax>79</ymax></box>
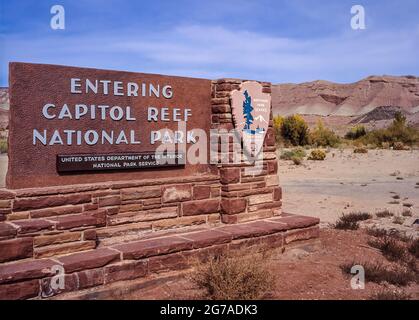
<box><xmin>280</xmin><ymin>149</ymin><xmax>419</xmax><ymax>232</ymax></box>
<box><xmin>123</xmin><ymin>229</ymin><xmax>418</xmax><ymax>300</ymax></box>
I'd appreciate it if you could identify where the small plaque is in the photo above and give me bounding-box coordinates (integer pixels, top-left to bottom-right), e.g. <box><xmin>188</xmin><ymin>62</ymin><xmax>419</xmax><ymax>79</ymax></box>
<box><xmin>57</xmin><ymin>152</ymin><xmax>185</xmax><ymax>173</ymax></box>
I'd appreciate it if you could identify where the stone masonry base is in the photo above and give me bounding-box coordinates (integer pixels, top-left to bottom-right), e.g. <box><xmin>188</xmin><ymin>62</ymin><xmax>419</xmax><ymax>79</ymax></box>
<box><xmin>0</xmin><ymin>213</ymin><xmax>319</xmax><ymax>299</ymax></box>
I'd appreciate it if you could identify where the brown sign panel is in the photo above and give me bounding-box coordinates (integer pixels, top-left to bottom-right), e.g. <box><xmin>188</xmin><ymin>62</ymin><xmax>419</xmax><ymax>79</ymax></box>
<box><xmin>7</xmin><ymin>62</ymin><xmax>211</xmax><ymax>189</ymax></box>
<box><xmin>56</xmin><ymin>152</ymin><xmax>185</xmax><ymax>173</ymax></box>
<box><xmin>231</xmin><ymin>81</ymin><xmax>271</xmax><ymax>154</ymax></box>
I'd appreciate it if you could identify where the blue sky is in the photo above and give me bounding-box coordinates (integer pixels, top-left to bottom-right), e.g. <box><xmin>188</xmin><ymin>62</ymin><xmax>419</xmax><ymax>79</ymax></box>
<box><xmin>0</xmin><ymin>0</ymin><xmax>418</xmax><ymax>86</ymax></box>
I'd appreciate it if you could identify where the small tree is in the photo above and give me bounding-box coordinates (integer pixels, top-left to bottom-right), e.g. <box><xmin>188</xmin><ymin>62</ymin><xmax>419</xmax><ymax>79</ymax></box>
<box><xmin>242</xmin><ymin>90</ymin><xmax>254</xmax><ymax>130</ymax></box>
<box><xmin>281</xmin><ymin>115</ymin><xmax>310</xmax><ymax>146</ymax></box>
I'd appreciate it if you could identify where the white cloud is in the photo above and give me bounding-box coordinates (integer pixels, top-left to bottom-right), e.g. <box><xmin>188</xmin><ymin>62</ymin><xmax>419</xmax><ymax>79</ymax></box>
<box><xmin>2</xmin><ymin>24</ymin><xmax>419</xmax><ymax>85</ymax></box>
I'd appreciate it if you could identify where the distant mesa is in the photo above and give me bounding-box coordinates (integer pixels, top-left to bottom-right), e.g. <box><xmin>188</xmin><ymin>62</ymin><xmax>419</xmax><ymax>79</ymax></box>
<box><xmin>272</xmin><ymin>75</ymin><xmax>419</xmax><ymax>118</ymax></box>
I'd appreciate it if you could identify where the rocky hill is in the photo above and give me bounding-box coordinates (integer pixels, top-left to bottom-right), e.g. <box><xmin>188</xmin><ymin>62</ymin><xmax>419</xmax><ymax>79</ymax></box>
<box><xmin>272</xmin><ymin>76</ymin><xmax>419</xmax><ymax>117</ymax></box>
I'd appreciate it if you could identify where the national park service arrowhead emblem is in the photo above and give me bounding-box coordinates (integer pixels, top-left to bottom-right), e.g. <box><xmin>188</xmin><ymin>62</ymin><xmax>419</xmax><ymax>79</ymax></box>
<box><xmin>231</xmin><ymin>81</ymin><xmax>271</xmax><ymax>155</ymax></box>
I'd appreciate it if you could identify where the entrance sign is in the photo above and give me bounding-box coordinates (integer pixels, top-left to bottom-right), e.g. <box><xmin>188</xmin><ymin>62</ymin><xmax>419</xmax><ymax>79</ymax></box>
<box><xmin>231</xmin><ymin>81</ymin><xmax>271</xmax><ymax>154</ymax></box>
<box><xmin>56</xmin><ymin>152</ymin><xmax>185</xmax><ymax>173</ymax></box>
<box><xmin>7</xmin><ymin>63</ymin><xmax>211</xmax><ymax>188</ymax></box>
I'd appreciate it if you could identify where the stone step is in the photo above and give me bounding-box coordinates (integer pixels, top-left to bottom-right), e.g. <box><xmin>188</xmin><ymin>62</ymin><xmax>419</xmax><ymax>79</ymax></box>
<box><xmin>0</xmin><ymin>213</ymin><xmax>319</xmax><ymax>300</ymax></box>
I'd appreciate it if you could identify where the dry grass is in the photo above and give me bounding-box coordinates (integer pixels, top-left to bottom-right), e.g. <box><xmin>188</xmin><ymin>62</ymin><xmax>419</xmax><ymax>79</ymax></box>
<box><xmin>190</xmin><ymin>249</ymin><xmax>276</xmax><ymax>300</ymax></box>
<box><xmin>340</xmin><ymin>261</ymin><xmax>415</xmax><ymax>286</ymax></box>
<box><xmin>401</xmin><ymin>209</ymin><xmax>412</xmax><ymax>217</ymax></box>
<box><xmin>392</xmin><ymin>216</ymin><xmax>405</xmax><ymax>225</ymax></box>
<box><xmin>331</xmin><ymin>212</ymin><xmax>372</xmax><ymax>230</ymax></box>
<box><xmin>408</xmin><ymin>238</ymin><xmax>419</xmax><ymax>259</ymax></box>
<box><xmin>370</xmin><ymin>289</ymin><xmax>411</xmax><ymax>300</ymax></box>
<box><xmin>368</xmin><ymin>236</ymin><xmax>406</xmax><ymax>262</ymax></box>
<box><xmin>375</xmin><ymin>209</ymin><xmax>394</xmax><ymax>218</ymax></box>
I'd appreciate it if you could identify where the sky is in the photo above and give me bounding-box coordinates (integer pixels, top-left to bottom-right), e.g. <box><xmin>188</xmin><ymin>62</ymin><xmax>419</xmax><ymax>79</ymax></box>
<box><xmin>0</xmin><ymin>0</ymin><xmax>418</xmax><ymax>86</ymax></box>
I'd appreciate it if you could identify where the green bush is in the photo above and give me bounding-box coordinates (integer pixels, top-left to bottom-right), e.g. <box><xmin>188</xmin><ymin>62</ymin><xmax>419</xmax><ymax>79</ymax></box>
<box><xmin>280</xmin><ymin>115</ymin><xmax>310</xmax><ymax>146</ymax></box>
<box><xmin>358</xmin><ymin>112</ymin><xmax>418</xmax><ymax>147</ymax></box>
<box><xmin>273</xmin><ymin>115</ymin><xmax>284</xmax><ymax>145</ymax></box>
<box><xmin>345</xmin><ymin>125</ymin><xmax>367</xmax><ymax>140</ymax></box>
<box><xmin>308</xmin><ymin>149</ymin><xmax>326</xmax><ymax>161</ymax></box>
<box><xmin>292</xmin><ymin>156</ymin><xmax>302</xmax><ymax>165</ymax></box>
<box><xmin>280</xmin><ymin>147</ymin><xmax>306</xmax><ymax>160</ymax></box>
<box><xmin>0</xmin><ymin>138</ymin><xmax>7</xmax><ymax>154</ymax></box>
<box><xmin>310</xmin><ymin>120</ymin><xmax>341</xmax><ymax>147</ymax></box>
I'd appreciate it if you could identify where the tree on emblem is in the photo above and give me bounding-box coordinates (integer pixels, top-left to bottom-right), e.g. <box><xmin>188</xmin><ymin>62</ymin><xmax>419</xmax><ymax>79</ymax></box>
<box><xmin>242</xmin><ymin>90</ymin><xmax>254</xmax><ymax>130</ymax></box>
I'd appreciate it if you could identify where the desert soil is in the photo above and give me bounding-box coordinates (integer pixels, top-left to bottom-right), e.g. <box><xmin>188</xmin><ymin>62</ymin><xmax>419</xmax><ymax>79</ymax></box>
<box><xmin>123</xmin><ymin>229</ymin><xmax>418</xmax><ymax>300</ymax></box>
<box><xmin>279</xmin><ymin>149</ymin><xmax>419</xmax><ymax>234</ymax></box>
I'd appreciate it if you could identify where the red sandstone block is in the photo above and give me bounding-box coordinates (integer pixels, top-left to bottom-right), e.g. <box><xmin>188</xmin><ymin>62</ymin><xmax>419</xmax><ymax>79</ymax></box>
<box><xmin>40</xmin><ymin>274</ymin><xmax>78</xmax><ymax>298</ymax></box>
<box><xmin>121</xmin><ymin>187</ymin><xmax>161</xmax><ymax>201</ymax></box>
<box><xmin>13</xmin><ymin>219</ymin><xmax>55</xmax><ymax>234</ymax></box>
<box><xmin>273</xmin><ymin>187</ymin><xmax>282</xmax><ymax>201</ymax></box>
<box><xmin>180</xmin><ymin>230</ymin><xmax>232</xmax><ymax>249</ymax></box>
<box><xmin>0</xmin><ymin>190</ymin><xmax>16</xmax><ymax>200</ymax></box>
<box><xmin>211</xmin><ymin>97</ymin><xmax>230</xmax><ymax>105</ymax></box>
<box><xmin>267</xmin><ymin>160</ymin><xmax>278</xmax><ymax>174</ymax></box>
<box><xmin>104</xmin><ymin>260</ymin><xmax>148</xmax><ymax>284</ymax></box>
<box><xmin>211</xmin><ymin>105</ymin><xmax>231</xmax><ymax>114</ymax></box>
<box><xmin>0</xmin><ymin>279</ymin><xmax>39</xmax><ymax>300</ymax></box>
<box><xmin>182</xmin><ymin>199</ymin><xmax>220</xmax><ymax>216</ymax></box>
<box><xmin>98</xmin><ymin>195</ymin><xmax>121</xmax><ymax>207</ymax></box>
<box><xmin>0</xmin><ymin>214</ymin><xmax>6</xmax><ymax>222</ymax></box>
<box><xmin>221</xmin><ymin>214</ymin><xmax>238</xmax><ymax>224</ymax></box>
<box><xmin>221</xmin><ymin>198</ymin><xmax>247</xmax><ymax>215</ymax></box>
<box><xmin>220</xmin><ymin>168</ymin><xmax>240</xmax><ymax>184</ymax></box>
<box><xmin>284</xmin><ymin>226</ymin><xmax>320</xmax><ymax>244</ymax></box>
<box><xmin>34</xmin><ymin>241</ymin><xmax>96</xmax><ymax>259</ymax></box>
<box><xmin>34</xmin><ymin>232</ymin><xmax>81</xmax><ymax>247</ymax></box>
<box><xmin>270</xmin><ymin>214</ymin><xmax>320</xmax><ymax>229</ymax></box>
<box><xmin>162</xmin><ymin>184</ymin><xmax>192</xmax><ymax>203</ymax></box>
<box><xmin>56</xmin><ymin>248</ymin><xmax>120</xmax><ymax>273</ymax></box>
<box><xmin>77</xmin><ymin>268</ymin><xmax>104</xmax><ymax>289</ymax></box>
<box><xmin>83</xmin><ymin>229</ymin><xmax>97</xmax><ymax>241</ymax></box>
<box><xmin>193</xmin><ymin>185</ymin><xmax>211</xmax><ymax>200</ymax></box>
<box><xmin>218</xmin><ymin>220</ymin><xmax>288</xmax><ymax>240</ymax></box>
<box><xmin>52</xmin><ymin>210</ymin><xmax>106</xmax><ymax>230</ymax></box>
<box><xmin>13</xmin><ymin>193</ymin><xmax>92</xmax><ymax>211</ymax></box>
<box><xmin>264</xmin><ymin>127</ymin><xmax>276</xmax><ymax>146</ymax></box>
<box><xmin>30</xmin><ymin>205</ymin><xmax>84</xmax><ymax>219</ymax></box>
<box><xmin>112</xmin><ymin>236</ymin><xmax>193</xmax><ymax>260</ymax></box>
<box><xmin>0</xmin><ymin>237</ymin><xmax>33</xmax><ymax>263</ymax></box>
<box><xmin>0</xmin><ymin>222</ymin><xmax>17</xmax><ymax>239</ymax></box>
<box><xmin>0</xmin><ymin>259</ymin><xmax>56</xmax><ymax>284</ymax></box>
<box><xmin>148</xmin><ymin>252</ymin><xmax>189</xmax><ymax>273</ymax></box>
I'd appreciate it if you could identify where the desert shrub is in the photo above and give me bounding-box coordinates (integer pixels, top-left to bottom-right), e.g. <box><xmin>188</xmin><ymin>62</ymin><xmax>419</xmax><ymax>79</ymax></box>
<box><xmin>353</xmin><ymin>147</ymin><xmax>368</xmax><ymax>154</ymax></box>
<box><xmin>402</xmin><ymin>203</ymin><xmax>413</xmax><ymax>208</ymax></box>
<box><xmin>370</xmin><ymin>289</ymin><xmax>411</xmax><ymax>300</ymax></box>
<box><xmin>393</xmin><ymin>141</ymin><xmax>407</xmax><ymax>150</ymax></box>
<box><xmin>340</xmin><ymin>261</ymin><xmax>415</xmax><ymax>286</ymax></box>
<box><xmin>310</xmin><ymin>120</ymin><xmax>341</xmax><ymax>147</ymax></box>
<box><xmin>375</xmin><ymin>209</ymin><xmax>394</xmax><ymax>218</ymax></box>
<box><xmin>0</xmin><ymin>138</ymin><xmax>7</xmax><ymax>154</ymax></box>
<box><xmin>408</xmin><ymin>238</ymin><xmax>419</xmax><ymax>258</ymax></box>
<box><xmin>273</xmin><ymin>115</ymin><xmax>284</xmax><ymax>145</ymax></box>
<box><xmin>359</xmin><ymin>112</ymin><xmax>419</xmax><ymax>147</ymax></box>
<box><xmin>280</xmin><ymin>147</ymin><xmax>306</xmax><ymax>160</ymax></box>
<box><xmin>392</xmin><ymin>216</ymin><xmax>405</xmax><ymax>225</ymax></box>
<box><xmin>191</xmin><ymin>250</ymin><xmax>276</xmax><ymax>300</ymax></box>
<box><xmin>368</xmin><ymin>236</ymin><xmax>406</xmax><ymax>262</ymax></box>
<box><xmin>401</xmin><ymin>209</ymin><xmax>412</xmax><ymax>217</ymax></box>
<box><xmin>345</xmin><ymin>125</ymin><xmax>367</xmax><ymax>140</ymax></box>
<box><xmin>292</xmin><ymin>156</ymin><xmax>302</xmax><ymax>165</ymax></box>
<box><xmin>367</xmin><ymin>228</ymin><xmax>412</xmax><ymax>243</ymax></box>
<box><xmin>307</xmin><ymin>149</ymin><xmax>326</xmax><ymax>161</ymax></box>
<box><xmin>280</xmin><ymin>115</ymin><xmax>310</xmax><ymax>146</ymax></box>
<box><xmin>332</xmin><ymin>212</ymin><xmax>372</xmax><ymax>230</ymax></box>
<box><xmin>381</xmin><ymin>141</ymin><xmax>390</xmax><ymax>149</ymax></box>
